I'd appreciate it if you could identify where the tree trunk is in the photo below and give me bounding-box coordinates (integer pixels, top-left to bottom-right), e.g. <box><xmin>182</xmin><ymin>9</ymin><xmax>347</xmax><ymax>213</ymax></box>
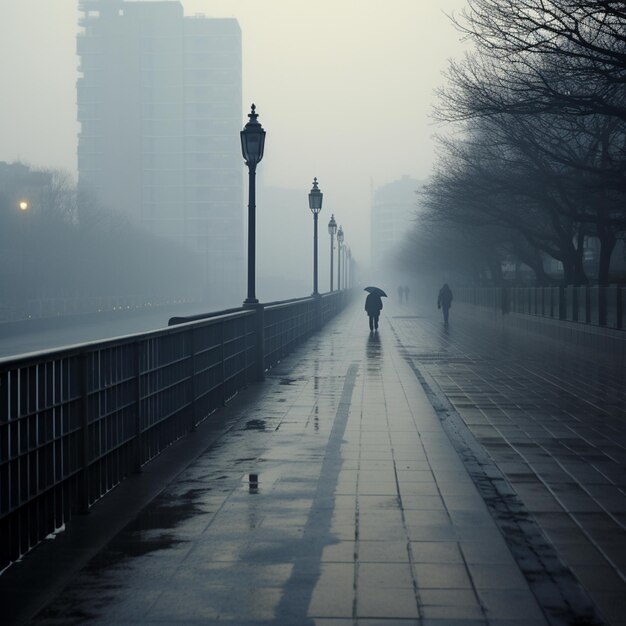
<box><xmin>533</xmin><ymin>261</ymin><xmax>551</xmax><ymax>286</ymax></box>
<box><xmin>573</xmin><ymin>249</ymin><xmax>588</xmax><ymax>284</ymax></box>
<box><xmin>573</xmin><ymin>228</ymin><xmax>588</xmax><ymax>285</ymax></box>
<box><xmin>562</xmin><ymin>253</ymin><xmax>574</xmax><ymax>285</ymax></box>
<box><xmin>597</xmin><ymin>230</ymin><xmax>616</xmax><ymax>285</ymax></box>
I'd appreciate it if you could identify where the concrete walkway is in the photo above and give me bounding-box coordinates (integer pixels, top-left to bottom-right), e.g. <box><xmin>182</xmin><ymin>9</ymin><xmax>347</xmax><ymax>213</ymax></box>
<box><xmin>2</xmin><ymin>299</ymin><xmax>617</xmax><ymax>624</ymax></box>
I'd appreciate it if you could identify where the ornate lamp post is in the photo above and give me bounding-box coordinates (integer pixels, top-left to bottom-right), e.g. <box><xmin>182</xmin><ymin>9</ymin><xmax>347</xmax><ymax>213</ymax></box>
<box><xmin>328</xmin><ymin>214</ymin><xmax>337</xmax><ymax>291</ymax></box>
<box><xmin>240</xmin><ymin>104</ymin><xmax>266</xmax><ymax>304</ymax></box>
<box><xmin>337</xmin><ymin>225</ymin><xmax>344</xmax><ymax>289</ymax></box>
<box><xmin>308</xmin><ymin>178</ymin><xmax>323</xmax><ymax>296</ymax></box>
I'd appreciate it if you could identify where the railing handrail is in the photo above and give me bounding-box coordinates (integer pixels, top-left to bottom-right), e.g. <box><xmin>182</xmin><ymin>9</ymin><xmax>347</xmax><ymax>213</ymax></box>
<box><xmin>168</xmin><ymin>306</ymin><xmax>250</xmax><ymax>326</ymax></box>
<box><xmin>264</xmin><ymin>295</ymin><xmax>316</xmax><ymax>311</ymax></box>
<box><xmin>0</xmin><ymin>290</ymin><xmax>352</xmax><ymax>573</ymax></box>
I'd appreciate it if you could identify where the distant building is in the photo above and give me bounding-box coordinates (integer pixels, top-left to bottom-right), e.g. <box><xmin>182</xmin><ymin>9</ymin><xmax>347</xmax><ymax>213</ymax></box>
<box><xmin>76</xmin><ymin>0</ymin><xmax>243</xmax><ymax>302</ymax></box>
<box><xmin>371</xmin><ymin>175</ymin><xmax>421</xmax><ymax>269</ymax></box>
<box><xmin>0</xmin><ymin>162</ymin><xmax>51</xmax><ymax>215</ymax></box>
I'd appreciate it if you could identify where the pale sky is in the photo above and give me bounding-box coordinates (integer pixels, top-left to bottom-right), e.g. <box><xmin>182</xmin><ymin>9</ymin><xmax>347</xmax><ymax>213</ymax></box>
<box><xmin>0</xmin><ymin>0</ymin><xmax>468</xmax><ymax>267</ymax></box>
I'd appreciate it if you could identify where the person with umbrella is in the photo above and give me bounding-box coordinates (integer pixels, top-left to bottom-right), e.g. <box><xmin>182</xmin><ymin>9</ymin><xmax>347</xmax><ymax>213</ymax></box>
<box><xmin>364</xmin><ymin>286</ymin><xmax>386</xmax><ymax>332</ymax></box>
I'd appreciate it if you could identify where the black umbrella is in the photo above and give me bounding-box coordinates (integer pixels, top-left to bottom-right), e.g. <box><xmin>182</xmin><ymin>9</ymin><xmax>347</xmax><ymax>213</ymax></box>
<box><xmin>364</xmin><ymin>286</ymin><xmax>387</xmax><ymax>297</ymax></box>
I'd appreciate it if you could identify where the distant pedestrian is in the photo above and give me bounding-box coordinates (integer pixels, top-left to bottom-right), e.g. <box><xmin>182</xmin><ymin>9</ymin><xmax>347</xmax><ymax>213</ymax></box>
<box><xmin>404</xmin><ymin>285</ymin><xmax>410</xmax><ymax>303</ymax></box>
<box><xmin>397</xmin><ymin>285</ymin><xmax>403</xmax><ymax>303</ymax></box>
<box><xmin>437</xmin><ymin>283</ymin><xmax>453</xmax><ymax>324</ymax></box>
<box><xmin>365</xmin><ymin>291</ymin><xmax>383</xmax><ymax>332</ymax></box>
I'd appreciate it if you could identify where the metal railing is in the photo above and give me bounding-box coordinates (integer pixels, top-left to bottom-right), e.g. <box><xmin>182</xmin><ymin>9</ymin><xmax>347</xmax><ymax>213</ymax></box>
<box><xmin>264</xmin><ymin>297</ymin><xmax>318</xmax><ymax>369</ymax></box>
<box><xmin>455</xmin><ymin>285</ymin><xmax>624</xmax><ymax>330</ymax></box>
<box><xmin>0</xmin><ymin>290</ymin><xmax>350</xmax><ymax>571</ymax></box>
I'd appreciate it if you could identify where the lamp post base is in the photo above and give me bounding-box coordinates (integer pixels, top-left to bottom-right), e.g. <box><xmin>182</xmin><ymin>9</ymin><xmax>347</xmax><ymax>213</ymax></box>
<box><xmin>244</xmin><ymin>298</ymin><xmax>259</xmax><ymax>305</ymax></box>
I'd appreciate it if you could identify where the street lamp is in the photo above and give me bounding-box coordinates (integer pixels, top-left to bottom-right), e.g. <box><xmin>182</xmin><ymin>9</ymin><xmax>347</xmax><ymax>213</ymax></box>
<box><xmin>18</xmin><ymin>200</ymin><xmax>30</xmax><ymax>305</ymax></box>
<box><xmin>337</xmin><ymin>225</ymin><xmax>344</xmax><ymax>289</ymax></box>
<box><xmin>308</xmin><ymin>178</ymin><xmax>323</xmax><ymax>296</ymax></box>
<box><xmin>328</xmin><ymin>214</ymin><xmax>337</xmax><ymax>291</ymax></box>
<box><xmin>240</xmin><ymin>104</ymin><xmax>266</xmax><ymax>304</ymax></box>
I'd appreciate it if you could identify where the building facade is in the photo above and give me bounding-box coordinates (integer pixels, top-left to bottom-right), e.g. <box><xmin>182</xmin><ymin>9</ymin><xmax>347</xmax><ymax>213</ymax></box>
<box><xmin>371</xmin><ymin>175</ymin><xmax>421</xmax><ymax>269</ymax></box>
<box><xmin>77</xmin><ymin>0</ymin><xmax>243</xmax><ymax>302</ymax></box>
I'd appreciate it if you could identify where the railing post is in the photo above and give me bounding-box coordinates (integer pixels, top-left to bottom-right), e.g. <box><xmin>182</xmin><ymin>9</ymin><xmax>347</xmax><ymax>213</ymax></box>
<box><xmin>221</xmin><ymin>323</ymin><xmax>227</xmax><ymax>406</ymax></box>
<box><xmin>78</xmin><ymin>351</ymin><xmax>90</xmax><ymax>514</ymax></box>
<box><xmin>314</xmin><ymin>294</ymin><xmax>322</xmax><ymax>330</ymax></box>
<box><xmin>558</xmin><ymin>286</ymin><xmax>566</xmax><ymax>320</ymax></box>
<box><xmin>134</xmin><ymin>341</ymin><xmax>143</xmax><ymax>472</ymax></box>
<box><xmin>189</xmin><ymin>328</ymin><xmax>197</xmax><ymax>431</ymax></box>
<box><xmin>244</xmin><ymin>303</ymin><xmax>265</xmax><ymax>381</ymax></box>
<box><xmin>599</xmin><ymin>285</ymin><xmax>607</xmax><ymax>327</ymax></box>
<box><xmin>501</xmin><ymin>287</ymin><xmax>509</xmax><ymax>315</ymax></box>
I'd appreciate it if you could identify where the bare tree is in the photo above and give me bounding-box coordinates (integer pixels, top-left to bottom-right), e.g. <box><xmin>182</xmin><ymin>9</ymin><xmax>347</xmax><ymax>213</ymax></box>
<box><xmin>440</xmin><ymin>0</ymin><xmax>626</xmax><ymax>122</ymax></box>
<box><xmin>423</xmin><ymin>118</ymin><xmax>591</xmax><ymax>283</ymax></box>
<box><xmin>428</xmin><ymin>0</ymin><xmax>626</xmax><ymax>284</ymax></box>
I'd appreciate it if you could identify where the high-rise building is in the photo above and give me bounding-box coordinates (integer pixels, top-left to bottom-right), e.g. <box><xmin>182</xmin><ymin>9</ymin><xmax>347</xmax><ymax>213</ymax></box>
<box><xmin>370</xmin><ymin>175</ymin><xmax>421</xmax><ymax>269</ymax></box>
<box><xmin>76</xmin><ymin>0</ymin><xmax>243</xmax><ymax>302</ymax></box>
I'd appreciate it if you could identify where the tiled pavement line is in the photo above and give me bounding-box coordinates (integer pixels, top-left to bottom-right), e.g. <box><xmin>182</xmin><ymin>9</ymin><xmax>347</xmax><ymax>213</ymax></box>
<box><xmin>273</xmin><ymin>363</ymin><xmax>359</xmax><ymax>624</ymax></box>
<box><xmin>398</xmin><ymin>308</ymin><xmax>626</xmax><ymax>624</ymax></box>
<box><xmin>428</xmin><ymin>361</ymin><xmax>626</xmax><ymax>623</ymax></box>
<box><xmin>353</xmin><ymin>329</ymin><xmax>423</xmax><ymax>622</ymax></box>
<box><xmin>379</xmin><ymin>331</ymin><xmax>485</xmax><ymax>624</ymax></box>
<box><xmin>387</xmin><ymin>310</ymin><xmax>607</xmax><ymax>625</ymax></box>
<box><xmin>26</xmin><ymin>305</ymin><xmax>449</xmax><ymax>626</ymax></box>
<box><xmin>348</xmin><ymin>314</ymin><xmax>547</xmax><ymax>626</ymax></box>
<box><xmin>6</xmin><ymin>301</ymin><xmax>597</xmax><ymax>625</ymax></box>
<box><xmin>24</xmin><ymin>309</ymin><xmax>355</xmax><ymax>625</ymax></box>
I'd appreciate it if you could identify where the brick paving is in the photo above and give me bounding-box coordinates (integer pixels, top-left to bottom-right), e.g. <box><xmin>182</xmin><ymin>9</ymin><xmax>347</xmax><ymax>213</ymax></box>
<box><xmin>390</xmin><ymin>299</ymin><xmax>626</xmax><ymax>625</ymax></box>
<box><xmin>2</xmin><ymin>299</ymin><xmax>621</xmax><ymax>624</ymax></box>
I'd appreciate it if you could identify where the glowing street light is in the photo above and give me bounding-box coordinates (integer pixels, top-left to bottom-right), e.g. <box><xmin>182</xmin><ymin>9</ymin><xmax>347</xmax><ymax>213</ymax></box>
<box><xmin>18</xmin><ymin>200</ymin><xmax>29</xmax><ymax>212</ymax></box>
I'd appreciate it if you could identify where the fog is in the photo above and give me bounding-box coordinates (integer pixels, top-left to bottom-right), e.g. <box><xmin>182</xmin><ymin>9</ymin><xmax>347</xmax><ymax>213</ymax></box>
<box><xmin>0</xmin><ymin>0</ymin><xmax>468</xmax><ymax>338</ymax></box>
<box><xmin>0</xmin><ymin>3</ymin><xmax>465</xmax><ymax>246</ymax></box>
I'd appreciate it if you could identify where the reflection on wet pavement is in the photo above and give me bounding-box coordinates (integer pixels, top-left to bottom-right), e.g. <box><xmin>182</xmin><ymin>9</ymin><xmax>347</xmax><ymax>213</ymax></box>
<box><xmin>32</xmin><ymin>309</ymin><xmax>359</xmax><ymax>624</ymax></box>
<box><xmin>390</xmin><ymin>303</ymin><xmax>624</xmax><ymax>625</ymax></box>
<box><xmin>19</xmin><ymin>300</ymin><xmax>615</xmax><ymax>624</ymax></box>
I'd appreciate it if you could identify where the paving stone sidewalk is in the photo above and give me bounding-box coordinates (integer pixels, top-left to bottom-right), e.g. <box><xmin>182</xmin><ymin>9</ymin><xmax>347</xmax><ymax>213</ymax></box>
<box><xmin>1</xmin><ymin>300</ymin><xmax>615</xmax><ymax>624</ymax></box>
<box><xmin>389</xmin><ymin>299</ymin><xmax>626</xmax><ymax>625</ymax></box>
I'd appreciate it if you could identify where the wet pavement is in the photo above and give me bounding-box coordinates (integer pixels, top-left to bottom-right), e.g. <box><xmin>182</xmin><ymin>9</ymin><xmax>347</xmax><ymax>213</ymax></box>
<box><xmin>2</xmin><ymin>299</ymin><xmax>623</xmax><ymax>624</ymax></box>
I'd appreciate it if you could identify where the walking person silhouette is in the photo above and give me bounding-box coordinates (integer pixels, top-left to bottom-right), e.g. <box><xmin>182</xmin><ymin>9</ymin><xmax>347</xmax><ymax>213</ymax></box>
<box><xmin>365</xmin><ymin>291</ymin><xmax>384</xmax><ymax>332</ymax></box>
<box><xmin>437</xmin><ymin>283</ymin><xmax>453</xmax><ymax>324</ymax></box>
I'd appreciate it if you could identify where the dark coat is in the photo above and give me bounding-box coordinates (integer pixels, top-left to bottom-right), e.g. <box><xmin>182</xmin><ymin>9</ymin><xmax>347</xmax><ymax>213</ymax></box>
<box><xmin>438</xmin><ymin>284</ymin><xmax>453</xmax><ymax>308</ymax></box>
<box><xmin>365</xmin><ymin>293</ymin><xmax>383</xmax><ymax>315</ymax></box>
